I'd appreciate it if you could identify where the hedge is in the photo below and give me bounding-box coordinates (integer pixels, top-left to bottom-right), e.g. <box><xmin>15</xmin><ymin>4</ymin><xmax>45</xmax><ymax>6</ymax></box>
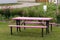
<box><xmin>0</xmin><ymin>3</ymin><xmax>60</xmax><ymax>22</ymax></box>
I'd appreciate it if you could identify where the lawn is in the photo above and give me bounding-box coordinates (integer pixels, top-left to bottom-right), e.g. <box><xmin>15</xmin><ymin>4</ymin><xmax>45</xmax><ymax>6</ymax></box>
<box><xmin>0</xmin><ymin>21</ymin><xmax>60</xmax><ymax>40</ymax></box>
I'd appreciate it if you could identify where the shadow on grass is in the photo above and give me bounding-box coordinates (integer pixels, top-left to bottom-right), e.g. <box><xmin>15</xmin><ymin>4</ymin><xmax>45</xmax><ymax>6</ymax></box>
<box><xmin>11</xmin><ymin>29</ymin><xmax>46</xmax><ymax>37</ymax></box>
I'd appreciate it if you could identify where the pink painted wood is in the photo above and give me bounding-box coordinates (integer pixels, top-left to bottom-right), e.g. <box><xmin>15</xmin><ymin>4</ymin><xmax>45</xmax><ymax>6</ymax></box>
<box><xmin>9</xmin><ymin>25</ymin><xmax>47</xmax><ymax>28</ymax></box>
<box><xmin>12</xmin><ymin>17</ymin><xmax>52</xmax><ymax>21</ymax></box>
<box><xmin>25</xmin><ymin>21</ymin><xmax>46</xmax><ymax>24</ymax></box>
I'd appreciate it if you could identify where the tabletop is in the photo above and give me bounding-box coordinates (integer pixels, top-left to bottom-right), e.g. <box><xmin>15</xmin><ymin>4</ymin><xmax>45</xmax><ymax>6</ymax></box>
<box><xmin>12</xmin><ymin>17</ymin><xmax>52</xmax><ymax>21</ymax></box>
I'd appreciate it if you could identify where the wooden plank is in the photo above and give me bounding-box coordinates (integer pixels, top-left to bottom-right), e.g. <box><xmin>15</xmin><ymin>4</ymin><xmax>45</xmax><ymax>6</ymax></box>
<box><xmin>12</xmin><ymin>17</ymin><xmax>52</xmax><ymax>21</ymax></box>
<box><xmin>9</xmin><ymin>25</ymin><xmax>47</xmax><ymax>28</ymax></box>
<box><xmin>36</xmin><ymin>0</ymin><xmax>48</xmax><ymax>2</ymax></box>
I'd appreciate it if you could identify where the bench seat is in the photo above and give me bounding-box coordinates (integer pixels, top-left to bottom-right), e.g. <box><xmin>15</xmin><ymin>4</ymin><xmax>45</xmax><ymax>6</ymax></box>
<box><xmin>25</xmin><ymin>21</ymin><xmax>56</xmax><ymax>25</ymax></box>
<box><xmin>9</xmin><ymin>25</ymin><xmax>47</xmax><ymax>28</ymax></box>
<box><xmin>24</xmin><ymin>21</ymin><xmax>56</xmax><ymax>32</ymax></box>
<box><xmin>8</xmin><ymin>25</ymin><xmax>47</xmax><ymax>37</ymax></box>
<box><xmin>24</xmin><ymin>21</ymin><xmax>45</xmax><ymax>24</ymax></box>
<box><xmin>49</xmin><ymin>23</ymin><xmax>56</xmax><ymax>25</ymax></box>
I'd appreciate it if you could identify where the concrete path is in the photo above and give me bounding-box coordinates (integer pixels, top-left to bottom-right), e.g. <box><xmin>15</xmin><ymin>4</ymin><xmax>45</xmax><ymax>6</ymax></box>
<box><xmin>0</xmin><ymin>3</ymin><xmax>40</xmax><ymax>9</ymax></box>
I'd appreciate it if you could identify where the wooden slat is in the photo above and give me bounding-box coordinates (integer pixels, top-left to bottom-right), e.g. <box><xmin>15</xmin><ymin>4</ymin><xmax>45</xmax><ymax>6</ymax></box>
<box><xmin>9</xmin><ymin>25</ymin><xmax>47</xmax><ymax>28</ymax></box>
<box><xmin>36</xmin><ymin>0</ymin><xmax>48</xmax><ymax>2</ymax></box>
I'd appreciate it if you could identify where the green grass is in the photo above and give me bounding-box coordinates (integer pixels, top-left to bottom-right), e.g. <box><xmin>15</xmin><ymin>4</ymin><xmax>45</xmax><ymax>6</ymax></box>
<box><xmin>0</xmin><ymin>21</ymin><xmax>60</xmax><ymax>40</ymax></box>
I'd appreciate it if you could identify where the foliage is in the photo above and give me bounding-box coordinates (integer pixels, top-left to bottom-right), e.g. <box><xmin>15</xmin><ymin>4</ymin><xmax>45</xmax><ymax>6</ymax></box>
<box><xmin>56</xmin><ymin>14</ymin><xmax>60</xmax><ymax>23</ymax></box>
<box><xmin>46</xmin><ymin>3</ymin><xmax>56</xmax><ymax>22</ymax></box>
<box><xmin>0</xmin><ymin>3</ymin><xmax>58</xmax><ymax>22</ymax></box>
<box><xmin>0</xmin><ymin>7</ymin><xmax>11</xmax><ymax>19</ymax></box>
<box><xmin>58</xmin><ymin>5</ymin><xmax>60</xmax><ymax>10</ymax></box>
<box><xmin>56</xmin><ymin>5</ymin><xmax>60</xmax><ymax>23</ymax></box>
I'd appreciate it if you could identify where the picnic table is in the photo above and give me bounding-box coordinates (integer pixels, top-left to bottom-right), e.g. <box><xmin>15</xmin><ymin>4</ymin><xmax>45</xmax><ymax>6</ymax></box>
<box><xmin>9</xmin><ymin>17</ymin><xmax>52</xmax><ymax>37</ymax></box>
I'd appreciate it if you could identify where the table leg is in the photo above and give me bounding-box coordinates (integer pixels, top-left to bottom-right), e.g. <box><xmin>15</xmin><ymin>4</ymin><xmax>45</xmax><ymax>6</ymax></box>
<box><xmin>16</xmin><ymin>20</ymin><xmax>21</xmax><ymax>32</ymax></box>
<box><xmin>24</xmin><ymin>21</ymin><xmax>26</xmax><ymax>30</ymax></box>
<box><xmin>50</xmin><ymin>24</ymin><xmax>52</xmax><ymax>32</ymax></box>
<box><xmin>10</xmin><ymin>27</ymin><xmax>12</xmax><ymax>35</ymax></box>
<box><xmin>41</xmin><ymin>28</ymin><xmax>44</xmax><ymax>37</ymax></box>
<box><xmin>46</xmin><ymin>21</ymin><xmax>49</xmax><ymax>34</ymax></box>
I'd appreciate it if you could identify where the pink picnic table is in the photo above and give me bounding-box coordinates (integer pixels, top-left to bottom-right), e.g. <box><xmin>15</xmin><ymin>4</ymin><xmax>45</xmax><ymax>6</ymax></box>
<box><xmin>12</xmin><ymin>17</ymin><xmax>52</xmax><ymax>21</ymax></box>
<box><xmin>12</xmin><ymin>17</ymin><xmax>52</xmax><ymax>34</ymax></box>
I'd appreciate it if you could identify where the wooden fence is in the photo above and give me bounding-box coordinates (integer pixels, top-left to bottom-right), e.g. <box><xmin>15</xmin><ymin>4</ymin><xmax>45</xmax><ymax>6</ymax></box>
<box><xmin>36</xmin><ymin>0</ymin><xmax>48</xmax><ymax>2</ymax></box>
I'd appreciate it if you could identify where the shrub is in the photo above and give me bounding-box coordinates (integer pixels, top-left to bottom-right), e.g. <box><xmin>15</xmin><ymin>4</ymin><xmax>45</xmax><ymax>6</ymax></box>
<box><xmin>0</xmin><ymin>3</ymin><xmax>58</xmax><ymax>22</ymax></box>
<box><xmin>0</xmin><ymin>7</ymin><xmax>11</xmax><ymax>19</ymax></box>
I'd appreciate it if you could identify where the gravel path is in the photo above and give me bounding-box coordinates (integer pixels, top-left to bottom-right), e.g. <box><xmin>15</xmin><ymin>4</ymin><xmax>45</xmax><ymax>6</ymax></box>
<box><xmin>0</xmin><ymin>3</ymin><xmax>40</xmax><ymax>9</ymax></box>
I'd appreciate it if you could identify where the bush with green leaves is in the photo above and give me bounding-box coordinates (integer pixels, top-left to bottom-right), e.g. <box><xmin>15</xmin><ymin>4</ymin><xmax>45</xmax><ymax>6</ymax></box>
<box><xmin>25</xmin><ymin>3</ymin><xmax>57</xmax><ymax>22</ymax></box>
<box><xmin>0</xmin><ymin>7</ymin><xmax>11</xmax><ymax>19</ymax></box>
<box><xmin>0</xmin><ymin>3</ymin><xmax>58</xmax><ymax>22</ymax></box>
<box><xmin>56</xmin><ymin>5</ymin><xmax>60</xmax><ymax>23</ymax></box>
